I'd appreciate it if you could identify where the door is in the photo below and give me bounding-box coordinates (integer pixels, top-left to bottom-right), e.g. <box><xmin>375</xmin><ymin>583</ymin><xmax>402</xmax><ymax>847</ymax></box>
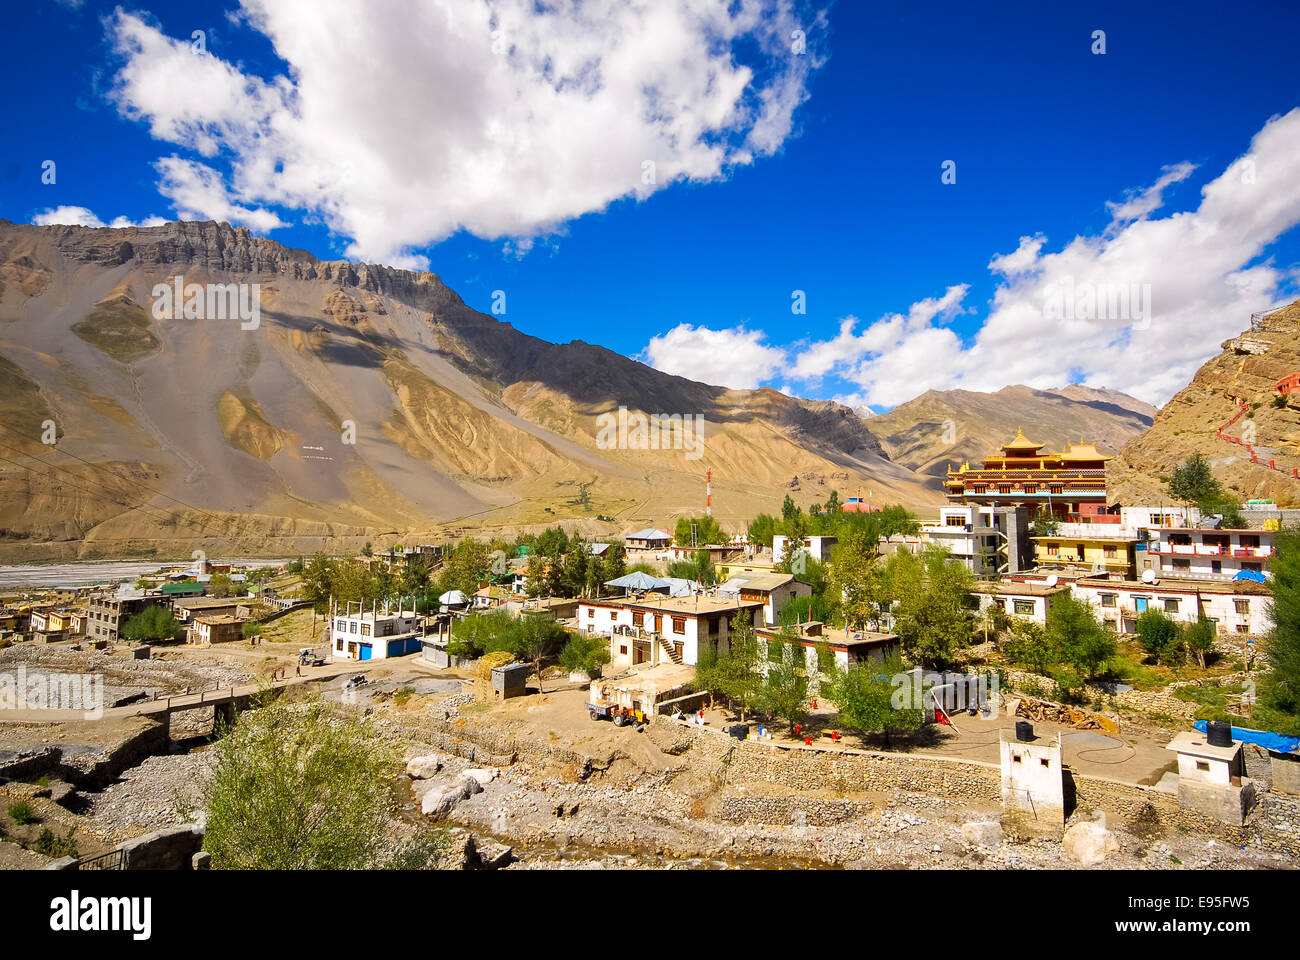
<box><xmin>359</xmin><ymin>643</ymin><xmax>372</xmax><ymax>661</ymax></box>
<box><xmin>1135</xmin><ymin>597</ymin><xmax>1148</xmax><ymax>613</ymax></box>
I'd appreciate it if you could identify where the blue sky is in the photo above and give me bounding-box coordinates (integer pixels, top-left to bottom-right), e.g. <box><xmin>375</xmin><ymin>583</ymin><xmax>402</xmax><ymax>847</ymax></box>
<box><xmin>4</xmin><ymin>0</ymin><xmax>1300</xmax><ymax>411</ymax></box>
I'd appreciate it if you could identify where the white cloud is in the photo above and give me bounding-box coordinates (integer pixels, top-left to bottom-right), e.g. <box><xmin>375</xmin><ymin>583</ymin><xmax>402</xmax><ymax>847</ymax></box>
<box><xmin>640</xmin><ymin>324</ymin><xmax>786</xmax><ymax>389</ymax></box>
<box><xmin>31</xmin><ymin>206</ymin><xmax>167</xmax><ymax>228</ymax></box>
<box><xmin>107</xmin><ymin>1</ymin><xmax>822</xmax><ymax>266</ymax></box>
<box><xmin>155</xmin><ymin>157</ymin><xmax>286</xmax><ymax>234</ymax></box>
<box><xmin>732</xmin><ymin>109</ymin><xmax>1300</xmax><ymax>410</ymax></box>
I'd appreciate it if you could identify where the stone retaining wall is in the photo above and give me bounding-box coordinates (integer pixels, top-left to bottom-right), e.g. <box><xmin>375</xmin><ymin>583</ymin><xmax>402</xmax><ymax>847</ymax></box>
<box><xmin>657</xmin><ymin>716</ymin><xmax>1300</xmax><ymax>853</ymax></box>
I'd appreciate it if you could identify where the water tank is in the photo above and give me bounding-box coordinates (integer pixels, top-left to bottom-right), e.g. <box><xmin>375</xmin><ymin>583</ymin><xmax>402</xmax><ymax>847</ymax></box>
<box><xmin>1206</xmin><ymin>720</ymin><xmax>1233</xmax><ymax>747</ymax></box>
<box><xmin>1015</xmin><ymin>721</ymin><xmax>1034</xmax><ymax>742</ymax></box>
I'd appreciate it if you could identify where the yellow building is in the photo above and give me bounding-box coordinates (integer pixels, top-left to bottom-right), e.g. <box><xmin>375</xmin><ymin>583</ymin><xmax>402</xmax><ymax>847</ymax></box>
<box><xmin>1032</xmin><ymin>533</ymin><xmax>1138</xmax><ymax>578</ymax></box>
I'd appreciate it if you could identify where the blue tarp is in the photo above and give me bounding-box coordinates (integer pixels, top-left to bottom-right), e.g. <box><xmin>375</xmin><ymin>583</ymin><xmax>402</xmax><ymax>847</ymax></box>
<box><xmin>1233</xmin><ymin>569</ymin><xmax>1267</xmax><ymax>582</ymax></box>
<box><xmin>1193</xmin><ymin>719</ymin><xmax>1299</xmax><ymax>755</ymax></box>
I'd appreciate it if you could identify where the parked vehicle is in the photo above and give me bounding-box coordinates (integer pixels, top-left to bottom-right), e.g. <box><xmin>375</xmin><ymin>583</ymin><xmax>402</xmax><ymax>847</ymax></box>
<box><xmin>585</xmin><ymin>700</ymin><xmax>647</xmax><ymax>727</ymax></box>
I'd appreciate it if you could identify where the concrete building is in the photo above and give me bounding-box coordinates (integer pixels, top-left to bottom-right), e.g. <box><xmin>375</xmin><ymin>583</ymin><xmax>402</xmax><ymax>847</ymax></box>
<box><xmin>190</xmin><ymin>615</ymin><xmax>244</xmax><ymax>646</ymax></box>
<box><xmin>85</xmin><ymin>589</ymin><xmax>166</xmax><ymax>644</ymax></box>
<box><xmin>772</xmin><ymin>534</ymin><xmax>838</xmax><ymax>565</ymax></box>
<box><xmin>756</xmin><ymin>621</ymin><xmax>899</xmax><ymax>683</ymax></box>
<box><xmin>920</xmin><ymin>505</ymin><xmax>1029</xmax><ymax>576</ymax></box>
<box><xmin>623</xmin><ymin>528</ymin><xmax>673</xmax><ymax>551</ymax></box>
<box><xmin>1144</xmin><ymin>526</ymin><xmax>1275</xmax><ymax>581</ymax></box>
<box><xmin>1001</xmin><ymin>731</ymin><xmax>1066</xmax><ymax>836</ymax></box>
<box><xmin>1071</xmin><ymin>577</ymin><xmax>1272</xmax><ymax>635</ymax></box>
<box><xmin>974</xmin><ymin>580</ymin><xmax>1071</xmax><ymax>625</ymax></box>
<box><xmin>1166</xmin><ymin>729</ymin><xmax>1256</xmax><ymax>825</ymax></box>
<box><xmin>489</xmin><ymin>662</ymin><xmax>532</xmax><ymax>701</ymax></box>
<box><xmin>330</xmin><ymin>604</ymin><xmax>424</xmax><ymax>661</ymax></box>
<box><xmin>717</xmin><ymin>572</ymin><xmax>810</xmax><ymax>625</ymax></box>
<box><xmin>945</xmin><ymin>429</ymin><xmax>1110</xmax><ymax>520</ymax></box>
<box><xmin>578</xmin><ymin>595</ymin><xmax>766</xmax><ymax>670</ymax></box>
<box><xmin>172</xmin><ymin>596</ymin><xmax>243</xmax><ymax>623</ymax></box>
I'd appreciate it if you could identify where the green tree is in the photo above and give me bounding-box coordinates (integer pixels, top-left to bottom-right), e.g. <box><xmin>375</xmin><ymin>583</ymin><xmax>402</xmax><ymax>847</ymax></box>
<box><xmin>695</xmin><ymin>610</ymin><xmax>763</xmax><ymax>718</ymax></box>
<box><xmin>823</xmin><ymin>654</ymin><xmax>922</xmax><ymax>745</ymax></box>
<box><xmin>207</xmin><ymin>572</ymin><xmax>235</xmax><ymax>598</ymax></box>
<box><xmin>747</xmin><ymin>513</ymin><xmax>777</xmax><ymax>548</ymax></box>
<box><xmin>1045</xmin><ymin>594</ymin><xmax>1114</xmax><ymax>678</ymax></box>
<box><xmin>202</xmin><ymin>698</ymin><xmax>404</xmax><ymax>869</ymax></box>
<box><xmin>1184</xmin><ymin>618</ymin><xmax>1217</xmax><ymax>670</ymax></box>
<box><xmin>1167</xmin><ymin>453</ymin><xmax>1246</xmax><ymax>526</ymax></box>
<box><xmin>1260</xmin><ymin>526</ymin><xmax>1300</xmax><ymax>734</ymax></box>
<box><xmin>121</xmin><ymin>605</ymin><xmax>181</xmax><ymax>643</ymax></box>
<box><xmin>890</xmin><ymin>546</ymin><xmax>974</xmax><ymax>668</ymax></box>
<box><xmin>440</xmin><ymin>539</ymin><xmax>492</xmax><ymax>596</ymax></box>
<box><xmin>826</xmin><ymin>529</ymin><xmax>884</xmax><ymax>630</ymax></box>
<box><xmin>758</xmin><ymin>632</ymin><xmax>809</xmax><ymax>732</ymax></box>
<box><xmin>509</xmin><ymin>614</ymin><xmax>569</xmax><ymax>693</ymax></box>
<box><xmin>1136</xmin><ymin>609</ymin><xmax>1184</xmax><ymax>666</ymax></box>
<box><xmin>674</xmin><ymin>515</ymin><xmax>724</xmax><ymax>547</ymax></box>
<box><xmin>559</xmin><ymin>633</ymin><xmax>611</xmax><ymax>677</ymax></box>
<box><xmin>1005</xmin><ymin>617</ymin><xmax>1056</xmax><ymax>675</ymax></box>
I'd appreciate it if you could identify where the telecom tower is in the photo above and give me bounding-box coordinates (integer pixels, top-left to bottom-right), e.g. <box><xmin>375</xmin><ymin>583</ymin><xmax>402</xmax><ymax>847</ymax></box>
<box><xmin>705</xmin><ymin>467</ymin><xmax>712</xmax><ymax>518</ymax></box>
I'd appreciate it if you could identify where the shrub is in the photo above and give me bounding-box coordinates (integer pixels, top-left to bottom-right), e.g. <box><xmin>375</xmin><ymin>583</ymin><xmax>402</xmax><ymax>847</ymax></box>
<box><xmin>392</xmin><ymin>686</ymin><xmax>415</xmax><ymax>707</ymax></box>
<box><xmin>7</xmin><ymin>801</ymin><xmax>36</xmax><ymax>825</ymax></box>
<box><xmin>34</xmin><ymin>827</ymin><xmax>77</xmax><ymax>858</ymax></box>
<box><xmin>558</xmin><ymin>633</ymin><xmax>611</xmax><ymax>676</ymax></box>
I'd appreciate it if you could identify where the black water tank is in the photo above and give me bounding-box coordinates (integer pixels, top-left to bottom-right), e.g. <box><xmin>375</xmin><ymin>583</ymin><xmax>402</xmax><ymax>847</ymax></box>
<box><xmin>1015</xmin><ymin>721</ymin><xmax>1034</xmax><ymax>742</ymax></box>
<box><xmin>1206</xmin><ymin>720</ymin><xmax>1233</xmax><ymax>747</ymax></box>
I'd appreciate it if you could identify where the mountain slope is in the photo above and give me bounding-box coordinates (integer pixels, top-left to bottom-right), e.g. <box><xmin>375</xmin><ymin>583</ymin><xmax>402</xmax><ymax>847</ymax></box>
<box><xmin>1110</xmin><ymin>299</ymin><xmax>1300</xmax><ymax>507</ymax></box>
<box><xmin>868</xmin><ymin>384</ymin><xmax>1156</xmax><ymax>480</ymax></box>
<box><xmin>0</xmin><ymin>219</ymin><xmax>938</xmax><ymax>560</ymax></box>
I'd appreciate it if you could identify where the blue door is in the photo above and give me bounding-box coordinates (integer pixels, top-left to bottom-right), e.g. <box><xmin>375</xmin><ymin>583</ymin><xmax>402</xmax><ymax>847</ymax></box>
<box><xmin>1135</xmin><ymin>597</ymin><xmax>1148</xmax><ymax>613</ymax></box>
<box><xmin>359</xmin><ymin>643</ymin><xmax>372</xmax><ymax>661</ymax></box>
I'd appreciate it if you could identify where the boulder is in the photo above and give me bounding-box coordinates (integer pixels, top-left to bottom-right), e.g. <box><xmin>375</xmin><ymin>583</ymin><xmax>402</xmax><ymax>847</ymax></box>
<box><xmin>463</xmin><ymin>767</ymin><xmax>498</xmax><ymax>787</ymax></box>
<box><xmin>961</xmin><ymin>820</ymin><xmax>1003</xmax><ymax>847</ymax></box>
<box><xmin>471</xmin><ymin>840</ymin><xmax>516</xmax><ymax>870</ymax></box>
<box><xmin>1062</xmin><ymin>820</ymin><xmax>1119</xmax><ymax>866</ymax></box>
<box><xmin>405</xmin><ymin>755</ymin><xmax>444</xmax><ymax>780</ymax></box>
<box><xmin>420</xmin><ymin>776</ymin><xmax>484</xmax><ymax>819</ymax></box>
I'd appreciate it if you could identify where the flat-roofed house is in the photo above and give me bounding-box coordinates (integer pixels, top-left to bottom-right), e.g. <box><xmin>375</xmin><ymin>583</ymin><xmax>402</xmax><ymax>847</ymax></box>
<box><xmin>718</xmin><ymin>572</ymin><xmax>810</xmax><ymax>625</ymax></box>
<box><xmin>190</xmin><ymin>615</ymin><xmax>244</xmax><ymax>646</ymax></box>
<box><xmin>577</xmin><ymin>595</ymin><xmax>765</xmax><ymax>670</ymax></box>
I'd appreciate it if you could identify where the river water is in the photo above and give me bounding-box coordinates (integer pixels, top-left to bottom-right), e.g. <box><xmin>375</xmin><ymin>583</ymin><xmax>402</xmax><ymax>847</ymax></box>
<box><xmin>0</xmin><ymin>558</ymin><xmax>293</xmax><ymax>589</ymax></box>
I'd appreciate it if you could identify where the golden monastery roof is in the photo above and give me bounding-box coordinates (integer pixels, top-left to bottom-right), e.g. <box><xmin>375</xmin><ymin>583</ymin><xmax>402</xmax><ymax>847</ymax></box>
<box><xmin>1001</xmin><ymin>427</ymin><xmax>1043</xmax><ymax>452</ymax></box>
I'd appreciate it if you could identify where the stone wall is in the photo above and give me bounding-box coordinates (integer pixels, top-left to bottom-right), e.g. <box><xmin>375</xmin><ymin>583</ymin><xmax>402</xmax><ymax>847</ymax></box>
<box><xmin>657</xmin><ymin>715</ymin><xmax>1300</xmax><ymax>853</ymax></box>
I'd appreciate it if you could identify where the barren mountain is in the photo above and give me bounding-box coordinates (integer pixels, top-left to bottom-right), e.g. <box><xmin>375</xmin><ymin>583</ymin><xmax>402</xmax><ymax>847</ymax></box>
<box><xmin>868</xmin><ymin>383</ymin><xmax>1157</xmax><ymax>481</ymax></box>
<box><xmin>0</xmin><ymin>219</ymin><xmax>938</xmax><ymax>560</ymax></box>
<box><xmin>1110</xmin><ymin>299</ymin><xmax>1300</xmax><ymax>507</ymax></box>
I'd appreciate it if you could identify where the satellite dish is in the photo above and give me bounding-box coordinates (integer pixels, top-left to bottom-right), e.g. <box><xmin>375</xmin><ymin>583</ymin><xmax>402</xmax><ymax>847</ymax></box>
<box><xmin>1141</xmin><ymin>569</ymin><xmax>1156</xmax><ymax>584</ymax></box>
<box><xmin>1044</xmin><ymin>574</ymin><xmax>1059</xmax><ymax>587</ymax></box>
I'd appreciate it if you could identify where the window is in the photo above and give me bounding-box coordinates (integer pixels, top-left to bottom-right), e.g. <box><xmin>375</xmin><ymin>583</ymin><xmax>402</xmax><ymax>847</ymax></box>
<box><xmin>1050</xmin><ymin>485</ymin><xmax>1063</xmax><ymax>495</ymax></box>
<box><xmin>1046</xmin><ymin>543</ymin><xmax>1060</xmax><ymax>556</ymax></box>
<box><xmin>1212</xmin><ymin>561</ymin><xmax>1222</xmax><ymax>574</ymax></box>
<box><xmin>672</xmin><ymin>617</ymin><xmax>686</xmax><ymax>634</ymax></box>
<box><xmin>1103</xmin><ymin>544</ymin><xmax>1117</xmax><ymax>559</ymax></box>
<box><xmin>619</xmin><ymin>645</ymin><xmax>628</xmax><ymax>655</ymax></box>
<box><xmin>1012</xmin><ymin>753</ymin><xmax>1022</xmax><ymax>764</ymax></box>
<box><xmin>1234</xmin><ymin>599</ymin><xmax>1250</xmax><ymax>614</ymax></box>
<box><xmin>1172</xmin><ymin>559</ymin><xmax>1190</xmax><ymax>572</ymax></box>
<box><xmin>1013</xmin><ymin>600</ymin><xmax>1035</xmax><ymax>616</ymax></box>
<box><xmin>1163</xmin><ymin>598</ymin><xmax>1179</xmax><ymax>614</ymax></box>
<box><xmin>999</xmin><ymin>485</ymin><xmax>1012</xmax><ymax>495</ymax></box>
<box><xmin>1236</xmin><ymin>624</ymin><xmax>1250</xmax><ymax>633</ymax></box>
<box><xmin>1100</xmin><ymin>593</ymin><xmax>1117</xmax><ymax>608</ymax></box>
<box><xmin>1040</xmin><ymin>758</ymin><xmax>1050</xmax><ymax>768</ymax></box>
<box><xmin>1196</xmin><ymin>760</ymin><xmax>1210</xmax><ymax>772</ymax></box>
<box><xmin>1024</xmin><ymin>484</ymin><xmax>1037</xmax><ymax>495</ymax></box>
<box><xmin>350</xmin><ymin>621</ymin><xmax>358</xmax><ymax>633</ymax></box>
<box><xmin>632</xmin><ymin>611</ymin><xmax>643</xmax><ymax>627</ymax></box>
<box><xmin>361</xmin><ymin>624</ymin><xmax>371</xmax><ymax>636</ymax></box>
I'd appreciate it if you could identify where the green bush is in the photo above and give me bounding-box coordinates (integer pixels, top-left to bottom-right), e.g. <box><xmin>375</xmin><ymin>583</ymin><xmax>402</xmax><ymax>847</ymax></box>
<box><xmin>33</xmin><ymin>827</ymin><xmax>77</xmax><ymax>858</ymax></box>
<box><xmin>7</xmin><ymin>801</ymin><xmax>36</xmax><ymax>825</ymax></box>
